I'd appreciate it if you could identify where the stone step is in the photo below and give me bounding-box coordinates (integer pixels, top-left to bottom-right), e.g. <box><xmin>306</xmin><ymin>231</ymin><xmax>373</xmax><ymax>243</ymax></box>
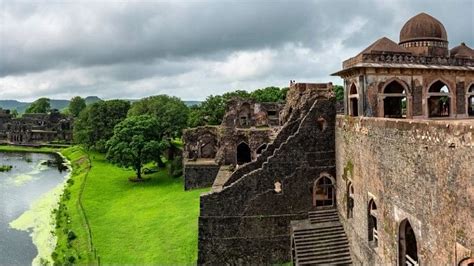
<box><xmin>310</xmin><ymin>217</ymin><xmax>340</xmax><ymax>224</ymax></box>
<box><xmin>294</xmin><ymin>233</ymin><xmax>348</xmax><ymax>244</ymax></box>
<box><xmin>298</xmin><ymin>256</ymin><xmax>352</xmax><ymax>265</ymax></box>
<box><xmin>308</xmin><ymin>208</ymin><xmax>337</xmax><ymax>214</ymax></box>
<box><xmin>294</xmin><ymin>224</ymin><xmax>343</xmax><ymax>233</ymax></box>
<box><xmin>298</xmin><ymin>251</ymin><xmax>352</xmax><ymax>264</ymax></box>
<box><xmin>293</xmin><ymin>225</ymin><xmax>343</xmax><ymax>236</ymax></box>
<box><xmin>296</xmin><ymin>244</ymin><xmax>350</xmax><ymax>256</ymax></box>
<box><xmin>294</xmin><ymin>228</ymin><xmax>345</xmax><ymax>239</ymax></box>
<box><xmin>295</xmin><ymin>238</ymin><xmax>349</xmax><ymax>249</ymax></box>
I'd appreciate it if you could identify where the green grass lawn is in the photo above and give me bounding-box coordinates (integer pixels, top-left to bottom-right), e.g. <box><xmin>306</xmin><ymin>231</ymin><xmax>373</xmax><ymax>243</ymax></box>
<box><xmin>58</xmin><ymin>147</ymin><xmax>207</xmax><ymax>264</ymax></box>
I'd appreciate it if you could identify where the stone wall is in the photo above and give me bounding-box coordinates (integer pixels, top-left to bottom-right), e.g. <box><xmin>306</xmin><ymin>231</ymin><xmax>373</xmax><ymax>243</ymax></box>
<box><xmin>184</xmin><ymin>163</ymin><xmax>220</xmax><ymax>190</ymax></box>
<box><xmin>198</xmin><ymin>93</ymin><xmax>336</xmax><ymax>264</ymax></box>
<box><xmin>335</xmin><ymin>116</ymin><xmax>474</xmax><ymax>265</ymax></box>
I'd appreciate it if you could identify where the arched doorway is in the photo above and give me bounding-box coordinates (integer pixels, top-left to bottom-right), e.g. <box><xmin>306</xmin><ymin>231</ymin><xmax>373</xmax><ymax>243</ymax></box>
<box><xmin>312</xmin><ymin>175</ymin><xmax>335</xmax><ymax>208</ymax></box>
<box><xmin>236</xmin><ymin>142</ymin><xmax>251</xmax><ymax>165</ymax></box>
<box><xmin>349</xmin><ymin>84</ymin><xmax>359</xmax><ymax>116</ymax></box>
<box><xmin>368</xmin><ymin>199</ymin><xmax>378</xmax><ymax>247</ymax></box>
<box><xmin>399</xmin><ymin>219</ymin><xmax>418</xmax><ymax>266</ymax></box>
<box><xmin>427</xmin><ymin>80</ymin><xmax>451</xmax><ymax>118</ymax></box>
<box><xmin>467</xmin><ymin>84</ymin><xmax>474</xmax><ymax>117</ymax></box>
<box><xmin>383</xmin><ymin>81</ymin><xmax>407</xmax><ymax>118</ymax></box>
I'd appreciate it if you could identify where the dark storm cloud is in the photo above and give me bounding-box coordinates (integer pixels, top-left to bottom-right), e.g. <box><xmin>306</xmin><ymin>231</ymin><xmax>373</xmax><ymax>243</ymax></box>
<box><xmin>0</xmin><ymin>0</ymin><xmax>472</xmax><ymax>101</ymax></box>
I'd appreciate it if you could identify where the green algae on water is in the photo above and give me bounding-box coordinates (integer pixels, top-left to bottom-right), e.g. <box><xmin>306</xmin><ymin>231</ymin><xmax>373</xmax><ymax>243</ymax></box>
<box><xmin>9</xmin><ymin>157</ymin><xmax>71</xmax><ymax>266</ymax></box>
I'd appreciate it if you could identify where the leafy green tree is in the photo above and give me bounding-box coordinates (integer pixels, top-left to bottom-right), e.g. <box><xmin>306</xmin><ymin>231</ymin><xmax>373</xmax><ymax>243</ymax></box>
<box><xmin>68</xmin><ymin>96</ymin><xmax>86</xmax><ymax>117</ymax></box>
<box><xmin>73</xmin><ymin>100</ymin><xmax>131</xmax><ymax>151</ymax></box>
<box><xmin>334</xmin><ymin>85</ymin><xmax>344</xmax><ymax>101</ymax></box>
<box><xmin>222</xmin><ymin>90</ymin><xmax>251</xmax><ymax>101</ymax></box>
<box><xmin>106</xmin><ymin>115</ymin><xmax>167</xmax><ymax>180</ymax></box>
<box><xmin>251</xmin><ymin>86</ymin><xmax>287</xmax><ymax>102</ymax></box>
<box><xmin>128</xmin><ymin>95</ymin><xmax>189</xmax><ymax>138</ymax></box>
<box><xmin>25</xmin><ymin>98</ymin><xmax>51</xmax><ymax>113</ymax></box>
<box><xmin>188</xmin><ymin>95</ymin><xmax>226</xmax><ymax>127</ymax></box>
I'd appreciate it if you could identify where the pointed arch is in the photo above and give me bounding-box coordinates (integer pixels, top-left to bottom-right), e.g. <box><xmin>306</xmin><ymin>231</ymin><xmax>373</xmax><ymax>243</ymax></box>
<box><xmin>382</xmin><ymin>78</ymin><xmax>410</xmax><ymax>94</ymax></box>
<box><xmin>349</xmin><ymin>83</ymin><xmax>359</xmax><ymax>116</ymax></box>
<box><xmin>399</xmin><ymin>219</ymin><xmax>418</xmax><ymax>266</ymax></box>
<box><xmin>368</xmin><ymin>198</ymin><xmax>378</xmax><ymax>247</ymax></box>
<box><xmin>312</xmin><ymin>173</ymin><xmax>336</xmax><ymax>208</ymax></box>
<box><xmin>427</xmin><ymin>79</ymin><xmax>453</xmax><ymax>118</ymax></box>
<box><xmin>381</xmin><ymin>79</ymin><xmax>409</xmax><ymax>118</ymax></box>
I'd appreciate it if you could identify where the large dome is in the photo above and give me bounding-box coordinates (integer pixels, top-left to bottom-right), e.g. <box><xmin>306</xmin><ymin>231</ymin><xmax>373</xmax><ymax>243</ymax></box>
<box><xmin>399</xmin><ymin>13</ymin><xmax>448</xmax><ymax>44</ymax></box>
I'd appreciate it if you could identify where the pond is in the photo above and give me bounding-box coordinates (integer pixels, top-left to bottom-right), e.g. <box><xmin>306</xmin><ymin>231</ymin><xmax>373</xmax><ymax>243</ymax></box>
<box><xmin>0</xmin><ymin>152</ymin><xmax>69</xmax><ymax>265</ymax></box>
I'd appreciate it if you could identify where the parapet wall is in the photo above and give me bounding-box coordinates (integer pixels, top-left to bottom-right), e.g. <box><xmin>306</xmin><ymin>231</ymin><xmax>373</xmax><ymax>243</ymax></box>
<box><xmin>335</xmin><ymin>116</ymin><xmax>473</xmax><ymax>265</ymax></box>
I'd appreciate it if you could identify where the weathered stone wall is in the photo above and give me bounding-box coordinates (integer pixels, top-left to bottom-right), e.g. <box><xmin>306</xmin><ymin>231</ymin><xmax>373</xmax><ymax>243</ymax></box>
<box><xmin>184</xmin><ymin>163</ymin><xmax>220</xmax><ymax>190</ymax></box>
<box><xmin>335</xmin><ymin>116</ymin><xmax>474</xmax><ymax>265</ymax></box>
<box><xmin>198</xmin><ymin>93</ymin><xmax>336</xmax><ymax>264</ymax></box>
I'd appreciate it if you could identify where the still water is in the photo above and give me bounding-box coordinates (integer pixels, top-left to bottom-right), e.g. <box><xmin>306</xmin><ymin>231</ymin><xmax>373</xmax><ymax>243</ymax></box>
<box><xmin>0</xmin><ymin>152</ymin><xmax>68</xmax><ymax>265</ymax></box>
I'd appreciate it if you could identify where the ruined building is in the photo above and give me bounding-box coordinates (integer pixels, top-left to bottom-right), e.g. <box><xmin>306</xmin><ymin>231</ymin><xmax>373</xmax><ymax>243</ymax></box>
<box><xmin>183</xmin><ymin>99</ymin><xmax>283</xmax><ymax>190</ymax></box>
<box><xmin>186</xmin><ymin>13</ymin><xmax>473</xmax><ymax>265</ymax></box>
<box><xmin>0</xmin><ymin>109</ymin><xmax>73</xmax><ymax>145</ymax></box>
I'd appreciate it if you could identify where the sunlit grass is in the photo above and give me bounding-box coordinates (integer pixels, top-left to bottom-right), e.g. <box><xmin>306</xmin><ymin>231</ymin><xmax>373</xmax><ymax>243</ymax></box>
<box><xmin>58</xmin><ymin>147</ymin><xmax>207</xmax><ymax>264</ymax></box>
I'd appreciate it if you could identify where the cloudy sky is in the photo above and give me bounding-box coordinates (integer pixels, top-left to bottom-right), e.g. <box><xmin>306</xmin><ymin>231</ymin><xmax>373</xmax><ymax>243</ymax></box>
<box><xmin>1</xmin><ymin>0</ymin><xmax>473</xmax><ymax>101</ymax></box>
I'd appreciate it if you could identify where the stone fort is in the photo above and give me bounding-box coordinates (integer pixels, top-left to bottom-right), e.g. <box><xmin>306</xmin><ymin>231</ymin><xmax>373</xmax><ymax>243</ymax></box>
<box><xmin>183</xmin><ymin>13</ymin><xmax>473</xmax><ymax>265</ymax></box>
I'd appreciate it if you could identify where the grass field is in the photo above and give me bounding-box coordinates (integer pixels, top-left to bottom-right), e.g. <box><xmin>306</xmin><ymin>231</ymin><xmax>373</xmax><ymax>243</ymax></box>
<box><xmin>55</xmin><ymin>147</ymin><xmax>208</xmax><ymax>264</ymax></box>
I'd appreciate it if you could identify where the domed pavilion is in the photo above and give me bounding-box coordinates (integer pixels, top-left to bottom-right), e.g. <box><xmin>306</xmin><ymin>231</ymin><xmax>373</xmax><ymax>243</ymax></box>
<box><xmin>333</xmin><ymin>12</ymin><xmax>474</xmax><ymax>119</ymax></box>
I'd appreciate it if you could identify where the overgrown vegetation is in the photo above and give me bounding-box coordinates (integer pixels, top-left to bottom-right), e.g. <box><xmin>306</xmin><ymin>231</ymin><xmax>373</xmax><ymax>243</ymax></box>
<box><xmin>0</xmin><ymin>164</ymin><xmax>13</xmax><ymax>172</ymax></box>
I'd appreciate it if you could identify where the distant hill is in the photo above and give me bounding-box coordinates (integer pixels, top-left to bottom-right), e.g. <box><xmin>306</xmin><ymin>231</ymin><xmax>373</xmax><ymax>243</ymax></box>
<box><xmin>0</xmin><ymin>96</ymin><xmax>103</xmax><ymax>113</ymax></box>
<box><xmin>0</xmin><ymin>97</ymin><xmax>200</xmax><ymax>113</ymax></box>
<box><xmin>184</xmin><ymin>101</ymin><xmax>201</xmax><ymax>106</ymax></box>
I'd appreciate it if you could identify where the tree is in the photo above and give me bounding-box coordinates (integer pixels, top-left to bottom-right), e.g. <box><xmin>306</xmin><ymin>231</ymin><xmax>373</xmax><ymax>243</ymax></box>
<box><xmin>106</xmin><ymin>115</ymin><xmax>167</xmax><ymax>180</ymax></box>
<box><xmin>68</xmin><ymin>96</ymin><xmax>86</xmax><ymax>117</ymax></box>
<box><xmin>73</xmin><ymin>100</ymin><xmax>131</xmax><ymax>151</ymax></box>
<box><xmin>188</xmin><ymin>95</ymin><xmax>226</xmax><ymax>127</ymax></box>
<box><xmin>334</xmin><ymin>85</ymin><xmax>344</xmax><ymax>101</ymax></box>
<box><xmin>222</xmin><ymin>90</ymin><xmax>251</xmax><ymax>101</ymax></box>
<box><xmin>128</xmin><ymin>95</ymin><xmax>189</xmax><ymax>138</ymax></box>
<box><xmin>26</xmin><ymin>98</ymin><xmax>51</xmax><ymax>113</ymax></box>
<box><xmin>251</xmin><ymin>86</ymin><xmax>287</xmax><ymax>102</ymax></box>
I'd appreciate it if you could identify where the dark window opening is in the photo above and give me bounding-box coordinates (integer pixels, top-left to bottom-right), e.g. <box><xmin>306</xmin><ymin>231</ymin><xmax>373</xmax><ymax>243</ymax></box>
<box><xmin>368</xmin><ymin>199</ymin><xmax>378</xmax><ymax>247</ymax></box>
<box><xmin>350</xmin><ymin>98</ymin><xmax>359</xmax><ymax>116</ymax></box>
<box><xmin>384</xmin><ymin>97</ymin><xmax>407</xmax><ymax>118</ymax></box>
<box><xmin>469</xmin><ymin>96</ymin><xmax>474</xmax><ymax>116</ymax></box>
<box><xmin>236</xmin><ymin>142</ymin><xmax>252</xmax><ymax>165</ymax></box>
<box><xmin>313</xmin><ymin>176</ymin><xmax>334</xmax><ymax>207</ymax></box>
<box><xmin>399</xmin><ymin>219</ymin><xmax>418</xmax><ymax>266</ymax></box>
<box><xmin>429</xmin><ymin>81</ymin><xmax>449</xmax><ymax>93</ymax></box>
<box><xmin>347</xmin><ymin>182</ymin><xmax>354</xmax><ymax>218</ymax></box>
<box><xmin>256</xmin><ymin>144</ymin><xmax>267</xmax><ymax>155</ymax></box>
<box><xmin>267</xmin><ymin>110</ymin><xmax>277</xmax><ymax>117</ymax></box>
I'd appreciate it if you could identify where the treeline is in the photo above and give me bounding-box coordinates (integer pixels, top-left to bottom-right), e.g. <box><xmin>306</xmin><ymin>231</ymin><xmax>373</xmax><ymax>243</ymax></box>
<box><xmin>71</xmin><ymin>86</ymin><xmax>288</xmax><ymax>180</ymax></box>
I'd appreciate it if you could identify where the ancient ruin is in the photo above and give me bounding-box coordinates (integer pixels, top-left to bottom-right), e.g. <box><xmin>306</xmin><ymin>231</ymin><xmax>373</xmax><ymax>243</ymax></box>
<box><xmin>185</xmin><ymin>12</ymin><xmax>473</xmax><ymax>265</ymax></box>
<box><xmin>0</xmin><ymin>109</ymin><xmax>73</xmax><ymax>145</ymax></box>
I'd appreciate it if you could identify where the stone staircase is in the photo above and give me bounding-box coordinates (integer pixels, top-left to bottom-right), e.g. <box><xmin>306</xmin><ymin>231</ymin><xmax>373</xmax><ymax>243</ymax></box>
<box><xmin>292</xmin><ymin>209</ymin><xmax>352</xmax><ymax>265</ymax></box>
<box><xmin>211</xmin><ymin>165</ymin><xmax>234</xmax><ymax>192</ymax></box>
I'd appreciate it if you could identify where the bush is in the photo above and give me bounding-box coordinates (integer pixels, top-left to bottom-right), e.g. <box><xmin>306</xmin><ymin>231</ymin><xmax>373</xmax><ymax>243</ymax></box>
<box><xmin>169</xmin><ymin>156</ymin><xmax>183</xmax><ymax>178</ymax></box>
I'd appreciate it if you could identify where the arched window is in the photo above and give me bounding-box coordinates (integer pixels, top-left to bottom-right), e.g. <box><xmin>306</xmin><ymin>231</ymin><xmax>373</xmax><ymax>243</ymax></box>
<box><xmin>399</xmin><ymin>219</ymin><xmax>418</xmax><ymax>266</ymax></box>
<box><xmin>428</xmin><ymin>80</ymin><xmax>451</xmax><ymax>117</ymax></box>
<box><xmin>236</xmin><ymin>142</ymin><xmax>252</xmax><ymax>165</ymax></box>
<box><xmin>467</xmin><ymin>84</ymin><xmax>474</xmax><ymax>117</ymax></box>
<box><xmin>383</xmin><ymin>81</ymin><xmax>407</xmax><ymax>118</ymax></box>
<box><xmin>256</xmin><ymin>144</ymin><xmax>267</xmax><ymax>155</ymax></box>
<box><xmin>347</xmin><ymin>182</ymin><xmax>354</xmax><ymax>218</ymax></box>
<box><xmin>349</xmin><ymin>84</ymin><xmax>359</xmax><ymax>116</ymax></box>
<box><xmin>312</xmin><ymin>174</ymin><xmax>335</xmax><ymax>207</ymax></box>
<box><xmin>368</xmin><ymin>199</ymin><xmax>378</xmax><ymax>247</ymax></box>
